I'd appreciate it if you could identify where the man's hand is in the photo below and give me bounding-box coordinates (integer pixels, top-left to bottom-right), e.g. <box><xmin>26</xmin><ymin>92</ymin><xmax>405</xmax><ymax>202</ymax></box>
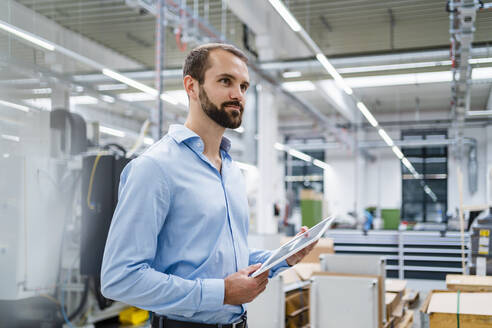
<box><xmin>223</xmin><ymin>263</ymin><xmax>269</xmax><ymax>305</ymax></box>
<box><xmin>286</xmin><ymin>226</ymin><xmax>318</xmax><ymax>266</ymax></box>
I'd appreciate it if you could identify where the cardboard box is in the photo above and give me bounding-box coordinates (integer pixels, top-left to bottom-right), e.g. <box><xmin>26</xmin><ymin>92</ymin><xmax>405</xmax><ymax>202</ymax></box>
<box><xmin>402</xmin><ymin>288</ymin><xmax>419</xmax><ymax>306</ymax></box>
<box><xmin>293</xmin><ymin>263</ymin><xmax>321</xmax><ymax>281</ymax></box>
<box><xmin>386</xmin><ymin>279</ymin><xmax>407</xmax><ymax>295</ymax></box>
<box><xmin>420</xmin><ymin>290</ymin><xmax>492</xmax><ymax>328</ymax></box>
<box><xmin>446</xmin><ymin>274</ymin><xmax>492</xmax><ymax>292</ymax></box>
<box><xmin>279</xmin><ymin>268</ymin><xmax>301</xmax><ymax>285</ymax></box>
<box><xmin>280</xmin><ymin>236</ymin><xmax>334</xmax><ymax>263</ymax></box>
<box><xmin>285</xmin><ymin>286</ymin><xmax>310</xmax><ymax>328</ymax></box>
<box><xmin>395</xmin><ymin>310</ymin><xmax>413</xmax><ymax>328</ymax></box>
<box><xmin>385</xmin><ymin>292</ymin><xmax>400</xmax><ymax>321</ymax></box>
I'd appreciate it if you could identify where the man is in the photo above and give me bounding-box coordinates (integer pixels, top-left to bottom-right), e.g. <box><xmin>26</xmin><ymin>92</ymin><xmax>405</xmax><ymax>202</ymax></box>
<box><xmin>101</xmin><ymin>43</ymin><xmax>314</xmax><ymax>328</ymax></box>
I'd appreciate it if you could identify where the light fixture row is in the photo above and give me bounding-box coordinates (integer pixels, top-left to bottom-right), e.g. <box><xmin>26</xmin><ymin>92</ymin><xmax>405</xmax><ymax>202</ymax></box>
<box><xmin>0</xmin><ymin>20</ymin><xmax>179</xmax><ymax>106</ymax></box>
<box><xmin>268</xmin><ymin>0</ymin><xmax>438</xmax><ymax>201</ymax></box>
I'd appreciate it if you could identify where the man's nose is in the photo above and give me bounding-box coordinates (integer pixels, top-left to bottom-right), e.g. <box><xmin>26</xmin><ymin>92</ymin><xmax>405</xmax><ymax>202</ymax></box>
<box><xmin>229</xmin><ymin>85</ymin><xmax>244</xmax><ymax>101</ymax></box>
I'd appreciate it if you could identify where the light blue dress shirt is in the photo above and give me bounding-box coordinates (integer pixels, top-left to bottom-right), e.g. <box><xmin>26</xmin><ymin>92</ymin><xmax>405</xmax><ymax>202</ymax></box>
<box><xmin>101</xmin><ymin>124</ymin><xmax>288</xmax><ymax>324</ymax></box>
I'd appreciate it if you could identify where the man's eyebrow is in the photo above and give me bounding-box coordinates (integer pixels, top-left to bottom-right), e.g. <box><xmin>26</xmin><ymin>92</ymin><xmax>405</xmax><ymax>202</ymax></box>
<box><xmin>217</xmin><ymin>73</ymin><xmax>250</xmax><ymax>86</ymax></box>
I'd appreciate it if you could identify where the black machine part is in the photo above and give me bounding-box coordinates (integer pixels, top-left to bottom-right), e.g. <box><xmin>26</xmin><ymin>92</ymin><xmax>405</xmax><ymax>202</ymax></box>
<box><xmin>80</xmin><ymin>154</ymin><xmax>130</xmax><ymax>277</ymax></box>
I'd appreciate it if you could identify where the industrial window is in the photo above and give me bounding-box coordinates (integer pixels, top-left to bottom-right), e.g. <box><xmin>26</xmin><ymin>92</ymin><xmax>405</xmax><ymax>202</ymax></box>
<box><xmin>401</xmin><ymin>130</ymin><xmax>448</xmax><ymax>222</ymax></box>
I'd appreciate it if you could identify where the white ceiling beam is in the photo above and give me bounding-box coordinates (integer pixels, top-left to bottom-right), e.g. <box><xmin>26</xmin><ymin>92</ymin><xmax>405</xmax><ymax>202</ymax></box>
<box><xmin>225</xmin><ymin>0</ymin><xmax>312</xmax><ymax>60</ymax></box>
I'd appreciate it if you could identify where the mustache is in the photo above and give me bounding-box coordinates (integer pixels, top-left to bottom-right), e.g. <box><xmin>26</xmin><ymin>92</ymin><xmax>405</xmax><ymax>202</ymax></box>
<box><xmin>221</xmin><ymin>101</ymin><xmax>243</xmax><ymax>112</ymax></box>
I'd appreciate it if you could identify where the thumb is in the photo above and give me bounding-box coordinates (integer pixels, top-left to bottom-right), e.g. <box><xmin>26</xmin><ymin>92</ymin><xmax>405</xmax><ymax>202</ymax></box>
<box><xmin>243</xmin><ymin>263</ymin><xmax>262</xmax><ymax>275</ymax></box>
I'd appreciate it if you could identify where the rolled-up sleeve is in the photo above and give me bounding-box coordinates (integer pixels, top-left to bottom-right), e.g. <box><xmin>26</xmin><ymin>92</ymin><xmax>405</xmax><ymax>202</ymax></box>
<box><xmin>100</xmin><ymin>156</ymin><xmax>224</xmax><ymax>316</ymax></box>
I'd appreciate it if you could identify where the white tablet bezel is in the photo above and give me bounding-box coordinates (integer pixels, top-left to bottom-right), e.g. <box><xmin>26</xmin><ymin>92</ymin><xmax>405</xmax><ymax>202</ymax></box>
<box><xmin>251</xmin><ymin>216</ymin><xmax>335</xmax><ymax>278</ymax></box>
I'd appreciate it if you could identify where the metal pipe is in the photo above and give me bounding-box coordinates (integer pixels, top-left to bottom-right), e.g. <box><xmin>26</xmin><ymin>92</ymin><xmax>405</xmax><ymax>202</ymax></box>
<box><xmin>155</xmin><ymin>0</ymin><xmax>166</xmax><ymax>139</ymax></box>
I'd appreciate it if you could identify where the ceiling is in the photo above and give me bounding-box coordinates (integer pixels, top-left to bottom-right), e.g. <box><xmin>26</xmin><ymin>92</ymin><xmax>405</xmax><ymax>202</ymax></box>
<box><xmin>4</xmin><ymin>0</ymin><xmax>492</xmax><ymax>139</ymax></box>
<box><xmin>14</xmin><ymin>0</ymin><xmax>492</xmax><ymax>66</ymax></box>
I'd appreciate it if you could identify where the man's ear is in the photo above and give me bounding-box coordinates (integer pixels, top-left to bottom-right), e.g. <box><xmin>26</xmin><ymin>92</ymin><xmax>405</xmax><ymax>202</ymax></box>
<box><xmin>183</xmin><ymin>75</ymin><xmax>199</xmax><ymax>101</ymax></box>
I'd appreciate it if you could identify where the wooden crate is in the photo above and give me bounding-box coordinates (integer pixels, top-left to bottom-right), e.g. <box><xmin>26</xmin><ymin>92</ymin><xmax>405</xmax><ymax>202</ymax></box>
<box><xmin>422</xmin><ymin>291</ymin><xmax>492</xmax><ymax>328</ymax></box>
<box><xmin>446</xmin><ymin>274</ymin><xmax>492</xmax><ymax>292</ymax></box>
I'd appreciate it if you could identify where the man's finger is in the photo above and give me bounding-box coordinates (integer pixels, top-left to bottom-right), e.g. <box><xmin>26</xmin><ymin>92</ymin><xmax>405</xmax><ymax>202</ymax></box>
<box><xmin>244</xmin><ymin>263</ymin><xmax>262</xmax><ymax>275</ymax></box>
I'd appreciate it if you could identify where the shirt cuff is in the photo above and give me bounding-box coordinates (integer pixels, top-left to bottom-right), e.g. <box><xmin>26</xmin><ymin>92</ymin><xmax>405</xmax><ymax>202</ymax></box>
<box><xmin>199</xmin><ymin>278</ymin><xmax>224</xmax><ymax>311</ymax></box>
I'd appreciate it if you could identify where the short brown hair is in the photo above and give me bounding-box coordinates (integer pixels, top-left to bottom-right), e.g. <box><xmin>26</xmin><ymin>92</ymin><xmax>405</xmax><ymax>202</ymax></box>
<box><xmin>183</xmin><ymin>43</ymin><xmax>248</xmax><ymax>84</ymax></box>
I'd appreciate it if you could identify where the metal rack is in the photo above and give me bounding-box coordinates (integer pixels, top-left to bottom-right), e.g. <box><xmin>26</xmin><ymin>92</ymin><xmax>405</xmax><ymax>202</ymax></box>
<box><xmin>325</xmin><ymin>230</ymin><xmax>471</xmax><ymax>280</ymax></box>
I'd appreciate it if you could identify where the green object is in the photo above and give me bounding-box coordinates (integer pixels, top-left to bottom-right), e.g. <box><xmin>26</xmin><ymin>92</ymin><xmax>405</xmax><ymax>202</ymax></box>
<box><xmin>457</xmin><ymin>290</ymin><xmax>461</xmax><ymax>328</ymax></box>
<box><xmin>381</xmin><ymin>208</ymin><xmax>400</xmax><ymax>230</ymax></box>
<box><xmin>300</xmin><ymin>199</ymin><xmax>322</xmax><ymax>228</ymax></box>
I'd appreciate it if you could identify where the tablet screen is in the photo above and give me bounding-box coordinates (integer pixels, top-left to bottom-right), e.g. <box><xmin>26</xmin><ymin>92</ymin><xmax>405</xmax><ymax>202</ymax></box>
<box><xmin>251</xmin><ymin>216</ymin><xmax>335</xmax><ymax>277</ymax></box>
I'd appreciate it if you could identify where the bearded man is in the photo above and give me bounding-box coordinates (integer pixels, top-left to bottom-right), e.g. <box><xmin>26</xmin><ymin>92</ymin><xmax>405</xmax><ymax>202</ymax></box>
<box><xmin>101</xmin><ymin>43</ymin><xmax>314</xmax><ymax>328</ymax></box>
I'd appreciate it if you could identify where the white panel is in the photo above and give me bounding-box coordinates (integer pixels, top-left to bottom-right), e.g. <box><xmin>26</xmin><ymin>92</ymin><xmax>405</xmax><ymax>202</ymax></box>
<box><xmin>319</xmin><ymin>254</ymin><xmax>386</xmax><ymax>321</ymax></box>
<box><xmin>248</xmin><ymin>276</ymin><xmax>285</xmax><ymax>328</ymax></box>
<box><xmin>310</xmin><ymin>275</ymin><xmax>379</xmax><ymax>328</ymax></box>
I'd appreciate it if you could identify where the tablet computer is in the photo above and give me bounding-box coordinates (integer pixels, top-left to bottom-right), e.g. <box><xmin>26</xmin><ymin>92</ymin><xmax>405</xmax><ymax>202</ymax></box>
<box><xmin>251</xmin><ymin>216</ymin><xmax>336</xmax><ymax>278</ymax></box>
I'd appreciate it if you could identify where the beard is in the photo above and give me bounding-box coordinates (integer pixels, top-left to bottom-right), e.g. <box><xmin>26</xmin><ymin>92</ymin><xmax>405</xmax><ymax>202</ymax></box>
<box><xmin>199</xmin><ymin>85</ymin><xmax>243</xmax><ymax>129</ymax></box>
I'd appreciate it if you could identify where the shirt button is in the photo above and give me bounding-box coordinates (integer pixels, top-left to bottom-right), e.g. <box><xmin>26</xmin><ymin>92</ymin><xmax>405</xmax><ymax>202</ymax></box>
<box><xmin>196</xmin><ymin>141</ymin><xmax>202</xmax><ymax>148</ymax></box>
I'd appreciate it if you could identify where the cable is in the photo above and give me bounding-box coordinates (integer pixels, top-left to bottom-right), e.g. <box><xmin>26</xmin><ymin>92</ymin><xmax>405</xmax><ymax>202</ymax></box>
<box><xmin>60</xmin><ymin>268</ymin><xmax>75</xmax><ymax>328</ymax></box>
<box><xmin>86</xmin><ymin>153</ymin><xmax>103</xmax><ymax>210</ymax></box>
<box><xmin>126</xmin><ymin>119</ymin><xmax>150</xmax><ymax>158</ymax></box>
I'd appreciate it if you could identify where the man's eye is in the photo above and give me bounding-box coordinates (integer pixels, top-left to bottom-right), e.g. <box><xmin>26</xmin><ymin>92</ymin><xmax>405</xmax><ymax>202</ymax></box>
<box><xmin>219</xmin><ymin>78</ymin><xmax>230</xmax><ymax>85</ymax></box>
<box><xmin>241</xmin><ymin>85</ymin><xmax>248</xmax><ymax>92</ymax></box>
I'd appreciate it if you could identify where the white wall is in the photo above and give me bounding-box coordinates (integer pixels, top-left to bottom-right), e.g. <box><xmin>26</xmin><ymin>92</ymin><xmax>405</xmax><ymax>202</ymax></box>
<box><xmin>324</xmin><ymin>148</ymin><xmax>401</xmax><ymax>218</ymax></box>
<box><xmin>324</xmin><ymin>124</ymin><xmax>491</xmax><ymax>218</ymax></box>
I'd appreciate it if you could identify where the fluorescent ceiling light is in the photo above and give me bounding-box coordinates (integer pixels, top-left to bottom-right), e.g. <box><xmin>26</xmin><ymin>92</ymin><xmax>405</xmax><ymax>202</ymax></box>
<box><xmin>401</xmin><ymin>157</ymin><xmax>414</xmax><ymax>171</ymax></box>
<box><xmin>1</xmin><ymin>134</ymin><xmax>20</xmax><ymax>142</ymax></box>
<box><xmin>234</xmin><ymin>126</ymin><xmax>245</xmax><ymax>133</ymax></box>
<box><xmin>24</xmin><ymin>98</ymin><xmax>51</xmax><ymax>111</ymax></box>
<box><xmin>378</xmin><ymin>128</ymin><xmax>394</xmax><ymax>147</ymax></box>
<box><xmin>466</xmin><ymin>110</ymin><xmax>492</xmax><ymax>117</ymax></box>
<box><xmin>472</xmin><ymin>67</ymin><xmax>492</xmax><ymax>80</ymax></box>
<box><xmin>0</xmin><ymin>20</ymin><xmax>55</xmax><ymax>51</ymax></box>
<box><xmin>101</xmin><ymin>95</ymin><xmax>115</xmax><ymax>103</ymax></box>
<box><xmin>356</xmin><ymin>102</ymin><xmax>378</xmax><ymax>127</ymax></box>
<box><xmin>97</xmin><ymin>84</ymin><xmax>128</xmax><ymax>91</ymax></box>
<box><xmin>392</xmin><ymin>146</ymin><xmax>404</xmax><ymax>159</ymax></box>
<box><xmin>288</xmin><ymin>148</ymin><xmax>312</xmax><ymax>162</ymax></box>
<box><xmin>160</xmin><ymin>93</ymin><xmax>179</xmax><ymax>105</ymax></box>
<box><xmin>315</xmin><ymin>53</ymin><xmax>353</xmax><ymax>95</ymax></box>
<box><xmin>100</xmin><ymin>126</ymin><xmax>125</xmax><ymax>138</ymax></box>
<box><xmin>345</xmin><ymin>71</ymin><xmax>452</xmax><ymax>88</ymax></box>
<box><xmin>274</xmin><ymin>142</ymin><xmax>288</xmax><ymax>151</ymax></box>
<box><xmin>316</xmin><ymin>53</ymin><xmax>339</xmax><ymax>78</ymax></box>
<box><xmin>338</xmin><ymin>60</ymin><xmax>453</xmax><ymax>74</ymax></box>
<box><xmin>102</xmin><ymin>69</ymin><xmax>157</xmax><ymax>96</ymax></box>
<box><xmin>282</xmin><ymin>71</ymin><xmax>302</xmax><ymax>78</ymax></box>
<box><xmin>165</xmin><ymin>90</ymin><xmax>189</xmax><ymax>107</ymax></box>
<box><xmin>143</xmin><ymin>137</ymin><xmax>154</xmax><ymax>145</ymax></box>
<box><xmin>32</xmin><ymin>88</ymin><xmax>52</xmax><ymax>95</ymax></box>
<box><xmin>268</xmin><ymin>0</ymin><xmax>302</xmax><ymax>32</ymax></box>
<box><xmin>0</xmin><ymin>99</ymin><xmax>29</xmax><ymax>112</ymax></box>
<box><xmin>336</xmin><ymin>58</ymin><xmax>491</xmax><ymax>74</ymax></box>
<box><xmin>119</xmin><ymin>92</ymin><xmax>155</xmax><ymax>102</ymax></box>
<box><xmin>342</xmin><ymin>86</ymin><xmax>353</xmax><ymax>95</ymax></box>
<box><xmin>470</xmin><ymin>57</ymin><xmax>492</xmax><ymax>64</ymax></box>
<box><xmin>282</xmin><ymin>81</ymin><xmax>316</xmax><ymax>92</ymax></box>
<box><xmin>313</xmin><ymin>159</ymin><xmax>331</xmax><ymax>170</ymax></box>
<box><xmin>71</xmin><ymin>95</ymin><xmax>98</xmax><ymax>105</ymax></box>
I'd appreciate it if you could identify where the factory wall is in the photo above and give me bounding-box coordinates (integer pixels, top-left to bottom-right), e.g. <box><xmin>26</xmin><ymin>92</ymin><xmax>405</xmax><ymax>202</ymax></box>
<box><xmin>324</xmin><ymin>123</ymin><xmax>491</xmax><ymax>219</ymax></box>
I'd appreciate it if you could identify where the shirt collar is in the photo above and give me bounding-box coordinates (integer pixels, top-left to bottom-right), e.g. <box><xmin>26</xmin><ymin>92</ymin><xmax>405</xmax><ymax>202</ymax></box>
<box><xmin>168</xmin><ymin>124</ymin><xmax>232</xmax><ymax>152</ymax></box>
